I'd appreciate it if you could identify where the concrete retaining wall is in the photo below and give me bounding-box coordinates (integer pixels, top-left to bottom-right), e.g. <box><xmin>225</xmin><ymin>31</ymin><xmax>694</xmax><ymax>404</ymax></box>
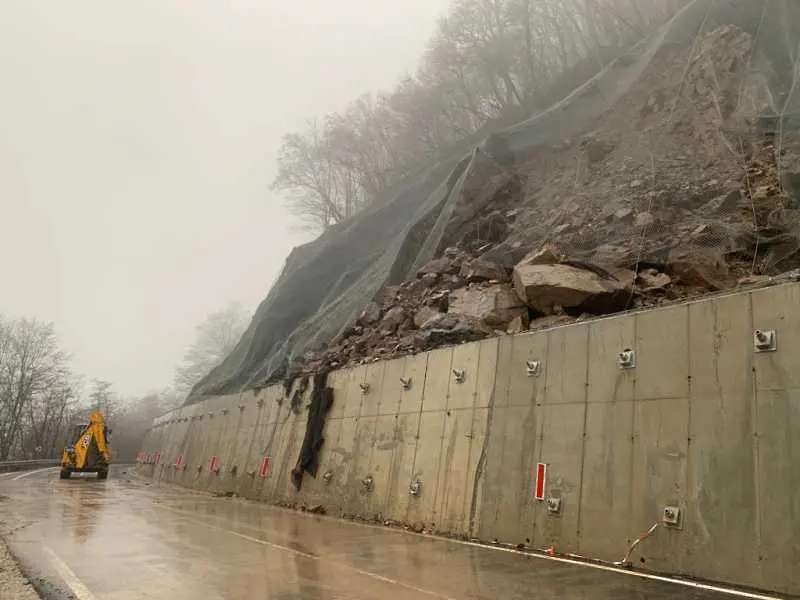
<box><xmin>138</xmin><ymin>282</ymin><xmax>800</xmax><ymax>595</ymax></box>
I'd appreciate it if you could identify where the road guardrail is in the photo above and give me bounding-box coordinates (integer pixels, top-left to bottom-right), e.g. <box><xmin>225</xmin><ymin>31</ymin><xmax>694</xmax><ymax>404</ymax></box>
<box><xmin>0</xmin><ymin>459</ymin><xmax>60</xmax><ymax>473</ymax></box>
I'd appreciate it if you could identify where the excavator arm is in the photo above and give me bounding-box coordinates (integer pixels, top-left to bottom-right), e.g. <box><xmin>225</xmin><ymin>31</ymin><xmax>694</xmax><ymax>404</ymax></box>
<box><xmin>60</xmin><ymin>411</ymin><xmax>112</xmax><ymax>480</ymax></box>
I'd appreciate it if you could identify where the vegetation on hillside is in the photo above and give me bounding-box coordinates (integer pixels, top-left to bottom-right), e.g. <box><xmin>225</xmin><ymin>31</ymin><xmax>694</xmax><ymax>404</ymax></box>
<box><xmin>273</xmin><ymin>0</ymin><xmax>689</xmax><ymax>231</ymax></box>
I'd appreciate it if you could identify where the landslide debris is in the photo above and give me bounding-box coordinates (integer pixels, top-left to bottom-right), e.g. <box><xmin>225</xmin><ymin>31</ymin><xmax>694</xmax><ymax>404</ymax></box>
<box><xmin>286</xmin><ymin>23</ymin><xmax>799</xmax><ymax>380</ymax></box>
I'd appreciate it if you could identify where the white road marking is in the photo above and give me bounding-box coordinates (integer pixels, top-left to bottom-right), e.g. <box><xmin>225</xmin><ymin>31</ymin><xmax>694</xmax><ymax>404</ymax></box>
<box><xmin>166</xmin><ymin>503</ymin><xmax>783</xmax><ymax>600</ymax></box>
<box><xmin>442</xmin><ymin>538</ymin><xmax>785</xmax><ymax>600</ymax></box>
<box><xmin>11</xmin><ymin>467</ymin><xmax>59</xmax><ymax>480</ymax></box>
<box><xmin>42</xmin><ymin>545</ymin><xmax>98</xmax><ymax>600</ymax></box>
<box><xmin>165</xmin><ymin>507</ymin><xmax>457</xmax><ymax>600</ymax></box>
<box><xmin>229</xmin><ymin>498</ymin><xmax>783</xmax><ymax>600</ymax></box>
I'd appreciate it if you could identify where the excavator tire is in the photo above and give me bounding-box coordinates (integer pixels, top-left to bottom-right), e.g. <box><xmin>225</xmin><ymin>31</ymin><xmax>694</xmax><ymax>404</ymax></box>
<box><xmin>97</xmin><ymin>469</ymin><xmax>108</xmax><ymax>480</ymax></box>
<box><xmin>59</xmin><ymin>469</ymin><xmax>71</xmax><ymax>480</ymax></box>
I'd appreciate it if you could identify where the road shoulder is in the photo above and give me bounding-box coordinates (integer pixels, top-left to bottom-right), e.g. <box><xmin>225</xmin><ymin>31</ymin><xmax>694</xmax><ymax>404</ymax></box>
<box><xmin>0</xmin><ymin>538</ymin><xmax>39</xmax><ymax>599</ymax></box>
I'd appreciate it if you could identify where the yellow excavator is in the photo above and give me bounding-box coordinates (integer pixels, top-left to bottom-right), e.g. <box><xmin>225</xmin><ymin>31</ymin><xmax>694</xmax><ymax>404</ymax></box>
<box><xmin>60</xmin><ymin>411</ymin><xmax>112</xmax><ymax>480</ymax></box>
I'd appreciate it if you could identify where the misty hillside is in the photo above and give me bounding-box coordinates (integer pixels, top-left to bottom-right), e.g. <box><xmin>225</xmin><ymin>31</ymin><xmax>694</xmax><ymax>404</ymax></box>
<box><xmin>188</xmin><ymin>0</ymin><xmax>800</xmax><ymax>402</ymax></box>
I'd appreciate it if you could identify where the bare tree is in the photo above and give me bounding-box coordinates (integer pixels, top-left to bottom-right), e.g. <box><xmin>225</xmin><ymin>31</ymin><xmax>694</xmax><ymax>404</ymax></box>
<box><xmin>174</xmin><ymin>303</ymin><xmax>249</xmax><ymax>395</ymax></box>
<box><xmin>0</xmin><ymin>316</ymin><xmax>75</xmax><ymax>460</ymax></box>
<box><xmin>21</xmin><ymin>374</ymin><xmax>78</xmax><ymax>459</ymax></box>
<box><xmin>88</xmin><ymin>379</ymin><xmax>116</xmax><ymax>414</ymax></box>
<box><xmin>272</xmin><ymin>121</ymin><xmax>349</xmax><ymax>231</ymax></box>
<box><xmin>272</xmin><ymin>0</ymin><xmax>691</xmax><ymax>230</ymax></box>
<box><xmin>0</xmin><ymin>314</ymin><xmax>187</xmax><ymax>462</ymax></box>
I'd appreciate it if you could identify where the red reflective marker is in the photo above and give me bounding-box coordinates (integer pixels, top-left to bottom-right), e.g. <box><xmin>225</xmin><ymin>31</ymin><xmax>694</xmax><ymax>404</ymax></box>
<box><xmin>259</xmin><ymin>456</ymin><xmax>271</xmax><ymax>478</ymax></box>
<box><xmin>535</xmin><ymin>463</ymin><xmax>547</xmax><ymax>501</ymax></box>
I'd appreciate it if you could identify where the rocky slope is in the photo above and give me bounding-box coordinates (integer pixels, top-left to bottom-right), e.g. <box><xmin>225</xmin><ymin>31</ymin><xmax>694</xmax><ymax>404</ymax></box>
<box><xmin>290</xmin><ymin>23</ymin><xmax>800</xmax><ymax>378</ymax></box>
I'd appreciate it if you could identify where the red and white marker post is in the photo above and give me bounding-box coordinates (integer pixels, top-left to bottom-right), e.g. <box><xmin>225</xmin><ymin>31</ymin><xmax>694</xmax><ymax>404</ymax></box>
<box><xmin>258</xmin><ymin>456</ymin><xmax>271</xmax><ymax>478</ymax></box>
<box><xmin>534</xmin><ymin>462</ymin><xmax>547</xmax><ymax>501</ymax></box>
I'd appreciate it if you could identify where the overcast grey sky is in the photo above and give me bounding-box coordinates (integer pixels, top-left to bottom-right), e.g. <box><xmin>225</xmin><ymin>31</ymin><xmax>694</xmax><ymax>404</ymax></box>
<box><xmin>0</xmin><ymin>1</ymin><xmax>448</xmax><ymax>397</ymax></box>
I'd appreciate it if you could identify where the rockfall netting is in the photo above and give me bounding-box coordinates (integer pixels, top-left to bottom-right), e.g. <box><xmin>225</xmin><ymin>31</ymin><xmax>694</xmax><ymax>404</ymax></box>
<box><xmin>189</xmin><ymin>0</ymin><xmax>800</xmax><ymax>402</ymax></box>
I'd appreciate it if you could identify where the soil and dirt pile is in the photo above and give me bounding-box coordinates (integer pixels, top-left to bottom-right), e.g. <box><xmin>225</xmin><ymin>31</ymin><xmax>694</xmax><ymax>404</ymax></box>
<box><xmin>188</xmin><ymin>0</ymin><xmax>800</xmax><ymax>399</ymax></box>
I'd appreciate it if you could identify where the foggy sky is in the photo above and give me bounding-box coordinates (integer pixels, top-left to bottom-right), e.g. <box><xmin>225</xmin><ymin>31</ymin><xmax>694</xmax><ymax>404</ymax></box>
<box><xmin>0</xmin><ymin>1</ymin><xmax>448</xmax><ymax>397</ymax></box>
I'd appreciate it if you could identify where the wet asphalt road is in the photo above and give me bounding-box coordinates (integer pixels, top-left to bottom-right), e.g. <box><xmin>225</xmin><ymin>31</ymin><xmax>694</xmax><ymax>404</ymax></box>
<box><xmin>0</xmin><ymin>467</ymin><xmax>774</xmax><ymax>600</ymax></box>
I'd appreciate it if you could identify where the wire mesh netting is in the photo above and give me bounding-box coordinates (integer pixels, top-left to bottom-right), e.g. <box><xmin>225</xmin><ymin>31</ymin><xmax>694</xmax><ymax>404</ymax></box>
<box><xmin>189</xmin><ymin>0</ymin><xmax>800</xmax><ymax>402</ymax></box>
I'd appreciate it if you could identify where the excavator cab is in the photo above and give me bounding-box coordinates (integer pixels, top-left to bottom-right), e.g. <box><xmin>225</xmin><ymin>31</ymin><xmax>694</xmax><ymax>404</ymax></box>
<box><xmin>60</xmin><ymin>411</ymin><xmax>112</xmax><ymax>480</ymax></box>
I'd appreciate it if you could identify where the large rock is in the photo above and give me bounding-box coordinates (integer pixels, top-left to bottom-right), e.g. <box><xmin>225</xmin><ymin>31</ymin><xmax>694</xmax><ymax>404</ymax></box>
<box><xmin>590</xmin><ymin>244</ymin><xmax>636</xmax><ymax>268</ymax></box>
<box><xmin>507</xmin><ymin>313</ymin><xmax>530</xmax><ymax>334</ymax></box>
<box><xmin>459</xmin><ymin>258</ymin><xmax>508</xmax><ymax>283</ymax></box>
<box><xmin>513</xmin><ymin>263</ymin><xmax>634</xmax><ymax>314</ymax></box>
<box><xmin>637</xmin><ymin>269</ymin><xmax>672</xmax><ymax>291</ymax></box>
<box><xmin>518</xmin><ymin>245</ymin><xmax>562</xmax><ymax>266</ymax></box>
<box><xmin>413</xmin><ymin>306</ymin><xmax>442</xmax><ymax>329</ymax></box>
<box><xmin>414</xmin><ymin>314</ymin><xmax>493</xmax><ymax>349</ymax></box>
<box><xmin>449</xmin><ymin>284</ymin><xmax>526</xmax><ymax>328</ymax></box>
<box><xmin>380</xmin><ymin>307</ymin><xmax>407</xmax><ymax>334</ymax></box>
<box><xmin>666</xmin><ymin>247</ymin><xmax>729</xmax><ymax>290</ymax></box>
<box><xmin>358</xmin><ymin>302</ymin><xmax>382</xmax><ymax>325</ymax></box>
<box><xmin>479</xmin><ymin>241</ymin><xmax>529</xmax><ymax>269</ymax></box>
<box><xmin>420</xmin><ymin>272</ymin><xmax>440</xmax><ymax>287</ymax></box>
<box><xmin>417</xmin><ymin>257</ymin><xmax>457</xmax><ymax>277</ymax></box>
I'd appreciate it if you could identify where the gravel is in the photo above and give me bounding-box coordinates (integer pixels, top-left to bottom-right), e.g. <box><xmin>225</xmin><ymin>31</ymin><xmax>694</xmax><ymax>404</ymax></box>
<box><xmin>0</xmin><ymin>540</ymin><xmax>39</xmax><ymax>599</ymax></box>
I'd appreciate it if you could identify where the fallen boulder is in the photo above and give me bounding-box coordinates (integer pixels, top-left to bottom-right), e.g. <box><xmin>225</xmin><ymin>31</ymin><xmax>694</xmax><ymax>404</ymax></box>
<box><xmin>513</xmin><ymin>262</ymin><xmax>634</xmax><ymax>314</ymax></box>
<box><xmin>507</xmin><ymin>313</ymin><xmax>530</xmax><ymax>334</ymax></box>
<box><xmin>420</xmin><ymin>272</ymin><xmax>440</xmax><ymax>287</ymax></box>
<box><xmin>459</xmin><ymin>258</ymin><xmax>508</xmax><ymax>283</ymax></box>
<box><xmin>518</xmin><ymin>245</ymin><xmax>562</xmax><ymax>266</ymax></box>
<box><xmin>380</xmin><ymin>307</ymin><xmax>407</xmax><ymax>334</ymax></box>
<box><xmin>449</xmin><ymin>284</ymin><xmax>526</xmax><ymax>328</ymax></box>
<box><xmin>417</xmin><ymin>257</ymin><xmax>457</xmax><ymax>277</ymax></box>
<box><xmin>358</xmin><ymin>302</ymin><xmax>382</xmax><ymax>325</ymax></box>
<box><xmin>413</xmin><ymin>305</ymin><xmax>442</xmax><ymax>329</ymax></box>
<box><xmin>666</xmin><ymin>247</ymin><xmax>729</xmax><ymax>290</ymax></box>
<box><xmin>637</xmin><ymin>269</ymin><xmax>672</xmax><ymax>291</ymax></box>
<box><xmin>415</xmin><ymin>314</ymin><xmax>493</xmax><ymax>349</ymax></box>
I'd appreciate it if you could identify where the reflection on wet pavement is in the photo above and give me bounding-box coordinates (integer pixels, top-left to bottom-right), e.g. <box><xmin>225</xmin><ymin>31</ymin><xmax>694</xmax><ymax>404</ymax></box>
<box><xmin>0</xmin><ymin>468</ymin><xmax>757</xmax><ymax>599</ymax></box>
